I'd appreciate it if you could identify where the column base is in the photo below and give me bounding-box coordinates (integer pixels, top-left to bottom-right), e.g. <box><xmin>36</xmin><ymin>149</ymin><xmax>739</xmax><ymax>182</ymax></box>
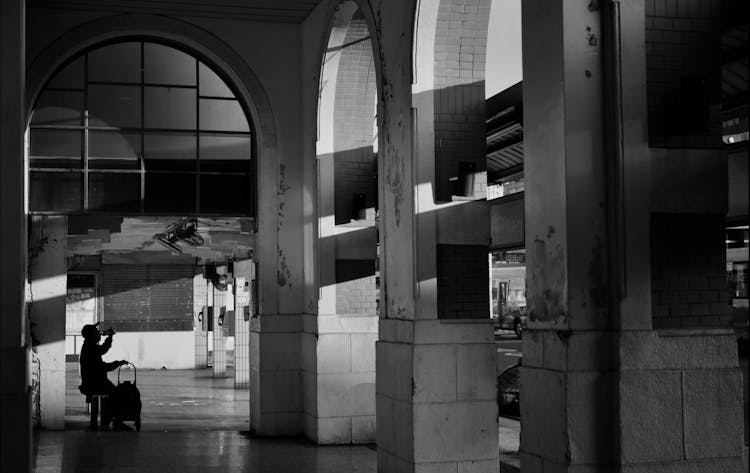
<box><xmin>302</xmin><ymin>314</ymin><xmax>378</xmax><ymax>444</ymax></box>
<box><xmin>249</xmin><ymin>315</ymin><xmax>303</xmax><ymax>436</ymax></box>
<box><xmin>377</xmin><ymin>319</ymin><xmax>499</xmax><ymax>472</ymax></box>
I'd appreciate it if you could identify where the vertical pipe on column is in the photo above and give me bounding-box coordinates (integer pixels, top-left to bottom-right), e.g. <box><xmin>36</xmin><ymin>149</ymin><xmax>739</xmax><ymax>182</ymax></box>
<box><xmin>601</xmin><ymin>0</ymin><xmax>627</xmax><ymax>315</ymax></box>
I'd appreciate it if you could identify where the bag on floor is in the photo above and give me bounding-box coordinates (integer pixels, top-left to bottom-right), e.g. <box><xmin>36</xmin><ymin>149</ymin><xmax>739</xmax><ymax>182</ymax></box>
<box><xmin>115</xmin><ymin>362</ymin><xmax>142</xmax><ymax>430</ymax></box>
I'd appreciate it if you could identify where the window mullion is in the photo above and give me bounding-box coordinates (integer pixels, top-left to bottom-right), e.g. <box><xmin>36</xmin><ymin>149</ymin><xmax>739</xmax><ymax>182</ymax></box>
<box><xmin>83</xmin><ymin>53</ymin><xmax>89</xmax><ymax>212</ymax></box>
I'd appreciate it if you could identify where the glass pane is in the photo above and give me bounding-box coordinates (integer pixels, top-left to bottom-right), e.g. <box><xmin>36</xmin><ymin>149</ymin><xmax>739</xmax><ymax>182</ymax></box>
<box><xmin>200</xmin><ymin>134</ymin><xmax>251</xmax><ymax>172</ymax></box>
<box><xmin>29</xmin><ymin>129</ymin><xmax>82</xmax><ymax>168</ymax></box>
<box><xmin>144</xmin><ymin>133</ymin><xmax>196</xmax><ymax>171</ymax></box>
<box><xmin>88</xmin><ymin>42</ymin><xmax>141</xmax><ymax>83</ymax></box>
<box><xmin>89</xmin><ymin>85</ymin><xmax>141</xmax><ymax>128</ymax></box>
<box><xmin>144</xmin><ymin>87</ymin><xmax>196</xmax><ymax>129</ymax></box>
<box><xmin>48</xmin><ymin>56</ymin><xmax>84</xmax><ymax>89</ymax></box>
<box><xmin>30</xmin><ymin>171</ymin><xmax>82</xmax><ymax>212</ymax></box>
<box><xmin>199</xmin><ymin>134</ymin><xmax>251</xmax><ymax>159</ymax></box>
<box><xmin>30</xmin><ymin>90</ymin><xmax>84</xmax><ymax>126</ymax></box>
<box><xmin>145</xmin><ymin>159</ymin><xmax>195</xmax><ymax>172</ymax></box>
<box><xmin>199</xmin><ymin>99</ymin><xmax>249</xmax><ymax>132</ymax></box>
<box><xmin>145</xmin><ymin>173</ymin><xmax>196</xmax><ymax>213</ymax></box>
<box><xmin>89</xmin><ymin>131</ymin><xmax>141</xmax><ymax>169</ymax></box>
<box><xmin>199</xmin><ymin>63</ymin><xmax>233</xmax><ymax>98</ymax></box>
<box><xmin>88</xmin><ymin>173</ymin><xmax>141</xmax><ymax>212</ymax></box>
<box><xmin>200</xmin><ymin>174</ymin><xmax>252</xmax><ymax>214</ymax></box>
<box><xmin>144</xmin><ymin>43</ymin><xmax>196</xmax><ymax>86</ymax></box>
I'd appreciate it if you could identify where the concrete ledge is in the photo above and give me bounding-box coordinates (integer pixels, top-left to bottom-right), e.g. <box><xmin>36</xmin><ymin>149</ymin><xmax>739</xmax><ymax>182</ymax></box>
<box><xmin>379</xmin><ymin>318</ymin><xmax>415</xmax><ymax>343</ymax></box>
<box><xmin>316</xmin><ymin>314</ymin><xmax>378</xmax><ymax>334</ymax></box>
<box><xmin>413</xmin><ymin>319</ymin><xmax>495</xmax><ymax>344</ymax></box>
<box><xmin>251</xmin><ymin>314</ymin><xmax>303</xmax><ymax>332</ymax></box>
<box><xmin>522</xmin><ymin>330</ymin><xmax>619</xmax><ymax>371</ymax></box>
<box><xmin>622</xmin><ymin>456</ymin><xmax>745</xmax><ymax>473</ymax></box>
<box><xmin>621</xmin><ymin>329</ymin><xmax>738</xmax><ymax>370</ymax></box>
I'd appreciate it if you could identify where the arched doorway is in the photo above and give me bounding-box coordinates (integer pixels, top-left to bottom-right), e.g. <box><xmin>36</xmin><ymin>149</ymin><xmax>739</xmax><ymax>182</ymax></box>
<box><xmin>26</xmin><ymin>38</ymin><xmax>259</xmax><ymax>432</ymax></box>
<box><xmin>303</xmin><ymin>0</ymin><xmax>381</xmax><ymax>444</ymax></box>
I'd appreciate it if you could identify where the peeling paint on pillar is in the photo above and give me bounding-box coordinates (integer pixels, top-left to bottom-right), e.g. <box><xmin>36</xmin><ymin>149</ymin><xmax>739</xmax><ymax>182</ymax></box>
<box><xmin>277</xmin><ymin>248</ymin><xmax>291</xmax><ymax>288</ymax></box>
<box><xmin>278</xmin><ymin>164</ymin><xmax>290</xmax><ymax>224</ymax></box>
<box><xmin>529</xmin><ymin>238</ymin><xmax>568</xmax><ymax>322</ymax></box>
<box><xmin>276</xmin><ymin>164</ymin><xmax>291</xmax><ymax>288</ymax></box>
<box><xmin>379</xmin><ymin>78</ymin><xmax>404</xmax><ymax>228</ymax></box>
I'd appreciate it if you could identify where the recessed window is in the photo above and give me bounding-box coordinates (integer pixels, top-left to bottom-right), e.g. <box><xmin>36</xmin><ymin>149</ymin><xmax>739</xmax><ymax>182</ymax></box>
<box><xmin>29</xmin><ymin>40</ymin><xmax>254</xmax><ymax>215</ymax></box>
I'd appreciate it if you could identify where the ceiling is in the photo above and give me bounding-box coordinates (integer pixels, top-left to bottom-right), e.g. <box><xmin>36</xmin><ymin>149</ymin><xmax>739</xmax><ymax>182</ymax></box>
<box><xmin>28</xmin><ymin>0</ymin><xmax>323</xmax><ymax>23</ymax></box>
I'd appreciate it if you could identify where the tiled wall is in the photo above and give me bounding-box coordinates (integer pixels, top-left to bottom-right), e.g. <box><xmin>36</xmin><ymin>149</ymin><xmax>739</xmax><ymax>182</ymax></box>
<box><xmin>437</xmin><ymin>244</ymin><xmax>490</xmax><ymax>319</ymax></box>
<box><xmin>645</xmin><ymin>0</ymin><xmax>722</xmax><ymax>148</ymax></box>
<box><xmin>651</xmin><ymin>214</ymin><xmax>730</xmax><ymax>329</ymax></box>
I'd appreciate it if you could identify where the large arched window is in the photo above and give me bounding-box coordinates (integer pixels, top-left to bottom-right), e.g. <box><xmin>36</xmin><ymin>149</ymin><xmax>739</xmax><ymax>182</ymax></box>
<box><xmin>29</xmin><ymin>40</ymin><xmax>254</xmax><ymax>216</ymax></box>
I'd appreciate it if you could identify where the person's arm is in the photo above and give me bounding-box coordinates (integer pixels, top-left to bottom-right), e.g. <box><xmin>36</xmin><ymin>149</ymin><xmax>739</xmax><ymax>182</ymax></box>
<box><xmin>103</xmin><ymin>359</ymin><xmax>126</xmax><ymax>372</ymax></box>
<box><xmin>97</xmin><ymin>334</ymin><xmax>113</xmax><ymax>355</ymax></box>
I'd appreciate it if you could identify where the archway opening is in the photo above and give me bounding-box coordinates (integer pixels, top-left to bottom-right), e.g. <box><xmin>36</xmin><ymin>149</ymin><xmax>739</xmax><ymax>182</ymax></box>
<box><xmin>27</xmin><ymin>39</ymin><xmax>258</xmax><ymax>432</ymax></box>
<box><xmin>305</xmin><ymin>0</ymin><xmax>381</xmax><ymax>444</ymax></box>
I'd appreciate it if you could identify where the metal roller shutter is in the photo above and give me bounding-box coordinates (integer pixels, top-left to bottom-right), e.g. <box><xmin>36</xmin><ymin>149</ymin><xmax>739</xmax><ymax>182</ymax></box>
<box><xmin>102</xmin><ymin>264</ymin><xmax>195</xmax><ymax>331</ymax></box>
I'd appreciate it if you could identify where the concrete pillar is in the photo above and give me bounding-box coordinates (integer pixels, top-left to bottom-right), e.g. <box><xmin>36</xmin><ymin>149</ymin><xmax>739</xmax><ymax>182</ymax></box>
<box><xmin>372</xmin><ymin>0</ymin><xmax>498</xmax><ymax>470</ymax></box>
<box><xmin>212</xmin><ymin>278</ymin><xmax>227</xmax><ymax>377</ymax></box>
<box><xmin>299</xmin><ymin>1</ymin><xmax>379</xmax><ymax>444</ymax></box>
<box><xmin>249</xmin><ymin>316</ymin><xmax>302</xmax><ymax>436</ymax></box>
<box><xmin>233</xmin><ymin>260</ymin><xmax>254</xmax><ymax>389</ymax></box>
<box><xmin>0</xmin><ymin>0</ymin><xmax>31</xmax><ymax>470</ymax></box>
<box><xmin>194</xmin><ymin>274</ymin><xmax>208</xmax><ymax>368</ymax></box>
<box><xmin>520</xmin><ymin>1</ymin><xmax>745</xmax><ymax>471</ymax></box>
<box><xmin>28</xmin><ymin>216</ymin><xmax>67</xmax><ymax>430</ymax></box>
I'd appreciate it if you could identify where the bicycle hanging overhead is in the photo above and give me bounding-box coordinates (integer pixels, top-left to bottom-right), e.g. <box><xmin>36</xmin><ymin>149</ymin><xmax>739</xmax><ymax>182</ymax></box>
<box><xmin>154</xmin><ymin>217</ymin><xmax>205</xmax><ymax>255</ymax></box>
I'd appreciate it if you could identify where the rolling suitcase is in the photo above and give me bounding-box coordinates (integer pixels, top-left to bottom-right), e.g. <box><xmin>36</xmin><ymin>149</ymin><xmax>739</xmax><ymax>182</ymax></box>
<box><xmin>115</xmin><ymin>362</ymin><xmax>142</xmax><ymax>431</ymax></box>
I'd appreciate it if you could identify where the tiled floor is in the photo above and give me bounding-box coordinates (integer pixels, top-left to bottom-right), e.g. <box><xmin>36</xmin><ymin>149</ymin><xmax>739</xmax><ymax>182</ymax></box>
<box><xmin>65</xmin><ymin>363</ymin><xmax>249</xmax><ymax>431</ymax></box>
<box><xmin>32</xmin><ymin>364</ymin><xmax>377</xmax><ymax>472</ymax></box>
<box><xmin>34</xmin><ymin>430</ymin><xmax>377</xmax><ymax>473</ymax></box>
<box><xmin>32</xmin><ymin>364</ymin><xmax>518</xmax><ymax>473</ymax></box>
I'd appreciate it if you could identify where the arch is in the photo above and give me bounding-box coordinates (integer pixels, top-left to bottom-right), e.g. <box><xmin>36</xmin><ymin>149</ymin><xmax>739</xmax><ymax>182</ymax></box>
<box><xmin>25</xmin><ymin>13</ymin><xmax>279</xmax><ymax>313</ymax></box>
<box><xmin>300</xmin><ymin>0</ymin><xmax>384</xmax><ymax>445</ymax></box>
<box><xmin>313</xmin><ymin>0</ymin><xmax>384</xmax><ymax>315</ymax></box>
<box><xmin>412</xmin><ymin>0</ymin><xmax>492</xmax><ymax>202</ymax></box>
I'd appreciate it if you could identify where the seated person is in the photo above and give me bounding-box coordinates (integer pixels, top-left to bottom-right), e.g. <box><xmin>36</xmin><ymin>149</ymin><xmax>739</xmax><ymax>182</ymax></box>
<box><xmin>78</xmin><ymin>323</ymin><xmax>130</xmax><ymax>430</ymax></box>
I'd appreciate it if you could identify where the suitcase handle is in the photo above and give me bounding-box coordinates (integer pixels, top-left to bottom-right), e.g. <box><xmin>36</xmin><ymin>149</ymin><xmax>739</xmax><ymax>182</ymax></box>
<box><xmin>117</xmin><ymin>362</ymin><xmax>137</xmax><ymax>385</ymax></box>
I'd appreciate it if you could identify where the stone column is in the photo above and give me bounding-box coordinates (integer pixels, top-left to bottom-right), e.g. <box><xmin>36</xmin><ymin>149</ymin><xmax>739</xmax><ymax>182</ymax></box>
<box><xmin>374</xmin><ymin>0</ymin><xmax>498</xmax><ymax>470</ymax></box>
<box><xmin>28</xmin><ymin>216</ymin><xmax>68</xmax><ymax>430</ymax></box>
<box><xmin>193</xmin><ymin>274</ymin><xmax>208</xmax><ymax>368</ymax></box>
<box><xmin>233</xmin><ymin>259</ymin><xmax>254</xmax><ymax>388</ymax></box>
<box><xmin>212</xmin><ymin>276</ymin><xmax>227</xmax><ymax>378</ymax></box>
<box><xmin>520</xmin><ymin>1</ymin><xmax>745</xmax><ymax>471</ymax></box>
<box><xmin>300</xmin><ymin>2</ymin><xmax>380</xmax><ymax>443</ymax></box>
<box><xmin>1</xmin><ymin>0</ymin><xmax>31</xmax><ymax>470</ymax></box>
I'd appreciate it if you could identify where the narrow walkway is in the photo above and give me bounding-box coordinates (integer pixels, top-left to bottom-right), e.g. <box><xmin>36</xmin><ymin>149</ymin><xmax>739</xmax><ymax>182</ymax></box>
<box><xmin>32</xmin><ymin>364</ymin><xmax>520</xmax><ymax>472</ymax></box>
<box><xmin>65</xmin><ymin>363</ymin><xmax>249</xmax><ymax>431</ymax></box>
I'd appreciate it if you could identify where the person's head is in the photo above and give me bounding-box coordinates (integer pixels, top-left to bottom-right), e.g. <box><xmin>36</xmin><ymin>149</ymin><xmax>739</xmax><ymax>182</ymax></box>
<box><xmin>81</xmin><ymin>323</ymin><xmax>101</xmax><ymax>343</ymax></box>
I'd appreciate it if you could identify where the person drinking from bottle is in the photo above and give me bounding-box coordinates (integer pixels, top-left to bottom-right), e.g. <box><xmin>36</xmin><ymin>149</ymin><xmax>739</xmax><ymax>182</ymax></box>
<box><xmin>79</xmin><ymin>322</ymin><xmax>131</xmax><ymax>431</ymax></box>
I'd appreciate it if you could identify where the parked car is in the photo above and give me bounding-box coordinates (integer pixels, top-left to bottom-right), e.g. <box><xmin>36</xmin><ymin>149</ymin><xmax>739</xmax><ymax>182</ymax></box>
<box><xmin>492</xmin><ymin>304</ymin><xmax>527</xmax><ymax>339</ymax></box>
<box><xmin>497</xmin><ymin>358</ymin><xmax>521</xmax><ymax>418</ymax></box>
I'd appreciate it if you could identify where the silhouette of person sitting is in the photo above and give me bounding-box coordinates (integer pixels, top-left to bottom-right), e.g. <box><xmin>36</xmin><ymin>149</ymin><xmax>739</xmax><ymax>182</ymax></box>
<box><xmin>79</xmin><ymin>323</ymin><xmax>131</xmax><ymax>430</ymax></box>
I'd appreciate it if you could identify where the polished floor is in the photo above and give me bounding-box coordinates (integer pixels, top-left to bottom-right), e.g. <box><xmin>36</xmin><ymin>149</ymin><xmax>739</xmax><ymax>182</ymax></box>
<box><xmin>31</xmin><ymin>363</ymin><xmax>519</xmax><ymax>473</ymax></box>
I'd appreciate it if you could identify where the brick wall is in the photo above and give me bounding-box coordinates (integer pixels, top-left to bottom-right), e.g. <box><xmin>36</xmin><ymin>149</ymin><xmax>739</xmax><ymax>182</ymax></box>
<box><xmin>433</xmin><ymin>0</ymin><xmax>490</xmax><ymax>201</ymax></box>
<box><xmin>333</xmin><ymin>12</ymin><xmax>377</xmax><ymax>224</ymax></box>
<box><xmin>437</xmin><ymin>244</ymin><xmax>489</xmax><ymax>319</ymax></box>
<box><xmin>645</xmin><ymin>0</ymin><xmax>722</xmax><ymax>148</ymax></box>
<box><xmin>335</xmin><ymin>259</ymin><xmax>377</xmax><ymax>315</ymax></box>
<box><xmin>651</xmin><ymin>214</ymin><xmax>730</xmax><ymax>329</ymax></box>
